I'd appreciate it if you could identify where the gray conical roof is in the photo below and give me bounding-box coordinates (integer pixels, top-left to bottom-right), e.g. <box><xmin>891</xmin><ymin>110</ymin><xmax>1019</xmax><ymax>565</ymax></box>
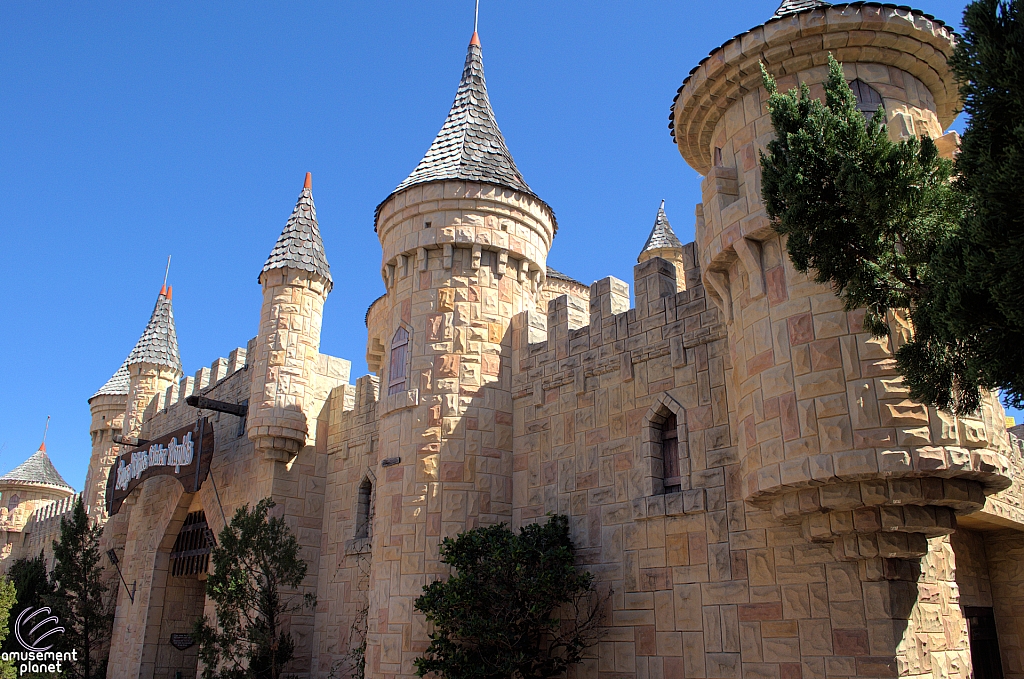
<box><xmin>126</xmin><ymin>288</ymin><xmax>182</xmax><ymax>372</ymax></box>
<box><xmin>387</xmin><ymin>34</ymin><xmax>533</xmax><ymax>201</ymax></box>
<box><xmin>0</xmin><ymin>446</ymin><xmax>73</xmax><ymax>491</ymax></box>
<box><xmin>772</xmin><ymin>0</ymin><xmax>830</xmax><ymax>18</ymax></box>
<box><xmin>91</xmin><ymin>359</ymin><xmax>130</xmax><ymax>400</ymax></box>
<box><xmin>261</xmin><ymin>175</ymin><xmax>333</xmax><ymax>290</ymax></box>
<box><xmin>640</xmin><ymin>201</ymin><xmax>683</xmax><ymax>258</ymax></box>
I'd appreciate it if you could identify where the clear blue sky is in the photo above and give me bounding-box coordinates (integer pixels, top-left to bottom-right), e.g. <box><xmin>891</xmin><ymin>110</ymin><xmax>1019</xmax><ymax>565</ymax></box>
<box><xmin>0</xmin><ymin>0</ymin><xmax>989</xmax><ymax>489</ymax></box>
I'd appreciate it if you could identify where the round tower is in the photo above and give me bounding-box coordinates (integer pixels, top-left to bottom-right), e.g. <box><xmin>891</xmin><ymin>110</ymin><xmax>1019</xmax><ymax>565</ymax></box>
<box><xmin>365</xmin><ymin>30</ymin><xmax>555</xmax><ymax>677</ymax></box>
<box><xmin>247</xmin><ymin>173</ymin><xmax>333</xmax><ymax>461</ymax></box>
<box><xmin>121</xmin><ymin>286</ymin><xmax>183</xmax><ymax>441</ymax></box>
<box><xmin>637</xmin><ymin>200</ymin><xmax>688</xmax><ymax>291</ymax></box>
<box><xmin>82</xmin><ymin>360</ymin><xmax>129</xmax><ymax>519</ymax></box>
<box><xmin>671</xmin><ymin>1</ymin><xmax>1012</xmax><ymax>675</ymax></box>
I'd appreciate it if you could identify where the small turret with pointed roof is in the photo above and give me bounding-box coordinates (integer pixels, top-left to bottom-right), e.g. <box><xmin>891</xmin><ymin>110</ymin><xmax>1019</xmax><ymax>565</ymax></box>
<box><xmin>248</xmin><ymin>172</ymin><xmax>334</xmax><ymax>461</ymax></box>
<box><xmin>261</xmin><ymin>172</ymin><xmax>332</xmax><ymax>291</ymax></box>
<box><xmin>638</xmin><ymin>201</ymin><xmax>689</xmax><ymax>292</ymax></box>
<box><xmin>120</xmin><ymin>283</ymin><xmax>184</xmax><ymax>441</ymax></box>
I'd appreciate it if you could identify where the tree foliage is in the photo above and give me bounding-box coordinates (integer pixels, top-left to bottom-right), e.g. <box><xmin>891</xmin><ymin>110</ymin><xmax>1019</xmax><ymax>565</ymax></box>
<box><xmin>3</xmin><ymin>553</ymin><xmax>53</xmax><ymax>654</ymax></box>
<box><xmin>760</xmin><ymin>5</ymin><xmax>1024</xmax><ymax>414</ymax></box>
<box><xmin>49</xmin><ymin>497</ymin><xmax>113</xmax><ymax>679</ymax></box>
<box><xmin>413</xmin><ymin>514</ymin><xmax>603</xmax><ymax>679</ymax></box>
<box><xmin>194</xmin><ymin>498</ymin><xmax>315</xmax><ymax>679</ymax></box>
<box><xmin>0</xmin><ymin>578</ymin><xmax>18</xmax><ymax>679</ymax></box>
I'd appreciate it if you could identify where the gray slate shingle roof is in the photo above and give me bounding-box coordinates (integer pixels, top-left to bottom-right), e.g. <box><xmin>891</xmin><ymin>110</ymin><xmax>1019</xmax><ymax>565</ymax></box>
<box><xmin>546</xmin><ymin>266</ymin><xmax>583</xmax><ymax>286</ymax></box>
<box><xmin>0</xmin><ymin>447</ymin><xmax>73</xmax><ymax>491</ymax></box>
<box><xmin>91</xmin><ymin>359</ymin><xmax>130</xmax><ymax>400</ymax></box>
<box><xmin>640</xmin><ymin>201</ymin><xmax>683</xmax><ymax>255</ymax></box>
<box><xmin>381</xmin><ymin>36</ymin><xmax>534</xmax><ymax>209</ymax></box>
<box><xmin>773</xmin><ymin>0</ymin><xmax>830</xmax><ymax>17</ymax></box>
<box><xmin>126</xmin><ymin>290</ymin><xmax>182</xmax><ymax>372</ymax></box>
<box><xmin>261</xmin><ymin>180</ymin><xmax>333</xmax><ymax>290</ymax></box>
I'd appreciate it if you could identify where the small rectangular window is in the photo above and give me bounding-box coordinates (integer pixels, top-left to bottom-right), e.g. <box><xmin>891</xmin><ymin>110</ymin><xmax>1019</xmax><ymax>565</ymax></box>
<box><xmin>389</xmin><ymin>327</ymin><xmax>410</xmax><ymax>396</ymax></box>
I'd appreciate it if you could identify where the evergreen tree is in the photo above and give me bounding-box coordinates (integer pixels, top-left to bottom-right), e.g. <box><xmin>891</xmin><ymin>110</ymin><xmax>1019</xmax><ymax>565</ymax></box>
<box><xmin>759</xmin><ymin>11</ymin><xmax>1023</xmax><ymax>414</ymax></box>
<box><xmin>49</xmin><ymin>497</ymin><xmax>113</xmax><ymax>679</ymax></box>
<box><xmin>194</xmin><ymin>498</ymin><xmax>315</xmax><ymax>679</ymax></box>
<box><xmin>413</xmin><ymin>514</ymin><xmax>604</xmax><ymax>679</ymax></box>
<box><xmin>2</xmin><ymin>553</ymin><xmax>53</xmax><ymax>654</ymax></box>
<box><xmin>911</xmin><ymin>0</ymin><xmax>1024</xmax><ymax>412</ymax></box>
<box><xmin>0</xmin><ymin>578</ymin><xmax>18</xmax><ymax>679</ymax></box>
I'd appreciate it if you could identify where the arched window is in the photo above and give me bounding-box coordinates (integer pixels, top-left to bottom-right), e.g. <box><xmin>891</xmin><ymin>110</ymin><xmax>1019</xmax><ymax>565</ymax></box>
<box><xmin>355</xmin><ymin>477</ymin><xmax>374</xmax><ymax>540</ymax></box>
<box><xmin>7</xmin><ymin>494</ymin><xmax>19</xmax><ymax>512</ymax></box>
<box><xmin>850</xmin><ymin>79</ymin><xmax>883</xmax><ymax>120</ymax></box>
<box><xmin>661</xmin><ymin>414</ymin><xmax>681</xmax><ymax>494</ymax></box>
<box><xmin>388</xmin><ymin>327</ymin><xmax>410</xmax><ymax>396</ymax></box>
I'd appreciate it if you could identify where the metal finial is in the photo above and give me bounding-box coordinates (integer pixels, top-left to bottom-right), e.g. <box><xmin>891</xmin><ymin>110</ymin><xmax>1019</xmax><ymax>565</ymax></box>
<box><xmin>163</xmin><ymin>255</ymin><xmax>172</xmax><ymax>289</ymax></box>
<box><xmin>41</xmin><ymin>416</ymin><xmax>50</xmax><ymax>446</ymax></box>
<box><xmin>474</xmin><ymin>0</ymin><xmax>479</xmax><ymax>34</ymax></box>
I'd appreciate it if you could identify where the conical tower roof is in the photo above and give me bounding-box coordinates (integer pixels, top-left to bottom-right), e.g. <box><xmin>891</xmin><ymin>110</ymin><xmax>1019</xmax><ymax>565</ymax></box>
<box><xmin>0</xmin><ymin>445</ymin><xmax>73</xmax><ymax>492</ymax></box>
<box><xmin>639</xmin><ymin>201</ymin><xmax>683</xmax><ymax>259</ymax></box>
<box><xmin>91</xmin><ymin>359</ymin><xmax>130</xmax><ymax>400</ymax></box>
<box><xmin>126</xmin><ymin>287</ymin><xmax>181</xmax><ymax>373</ymax></box>
<box><xmin>381</xmin><ymin>33</ymin><xmax>535</xmax><ymax>211</ymax></box>
<box><xmin>772</xmin><ymin>0</ymin><xmax>830</xmax><ymax>18</ymax></box>
<box><xmin>261</xmin><ymin>173</ymin><xmax>332</xmax><ymax>290</ymax></box>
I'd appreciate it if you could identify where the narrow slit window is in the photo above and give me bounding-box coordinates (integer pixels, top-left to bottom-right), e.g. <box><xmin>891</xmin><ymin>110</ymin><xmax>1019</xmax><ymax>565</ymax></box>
<box><xmin>388</xmin><ymin>327</ymin><xmax>409</xmax><ymax>396</ymax></box>
<box><xmin>662</xmin><ymin>414</ymin><xmax>681</xmax><ymax>494</ymax></box>
<box><xmin>355</xmin><ymin>477</ymin><xmax>374</xmax><ymax>540</ymax></box>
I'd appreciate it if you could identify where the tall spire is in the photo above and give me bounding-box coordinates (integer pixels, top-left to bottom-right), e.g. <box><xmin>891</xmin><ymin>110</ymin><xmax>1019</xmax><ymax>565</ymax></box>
<box><xmin>386</xmin><ymin>30</ymin><xmax>533</xmax><ymax>201</ymax></box>
<box><xmin>261</xmin><ymin>173</ymin><xmax>333</xmax><ymax>291</ymax></box>
<box><xmin>126</xmin><ymin>286</ymin><xmax>182</xmax><ymax>372</ymax></box>
<box><xmin>639</xmin><ymin>200</ymin><xmax>683</xmax><ymax>258</ymax></box>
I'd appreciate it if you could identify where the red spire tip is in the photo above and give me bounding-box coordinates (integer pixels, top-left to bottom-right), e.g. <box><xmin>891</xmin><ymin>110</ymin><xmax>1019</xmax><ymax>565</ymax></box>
<box><xmin>166</xmin><ymin>285</ymin><xmax>173</xmax><ymax>301</ymax></box>
<box><xmin>39</xmin><ymin>442</ymin><xmax>46</xmax><ymax>453</ymax></box>
<box><xmin>470</xmin><ymin>31</ymin><xmax>480</xmax><ymax>47</ymax></box>
<box><xmin>160</xmin><ymin>284</ymin><xmax>168</xmax><ymax>297</ymax></box>
<box><xmin>304</xmin><ymin>172</ymin><xmax>312</xmax><ymax>189</ymax></box>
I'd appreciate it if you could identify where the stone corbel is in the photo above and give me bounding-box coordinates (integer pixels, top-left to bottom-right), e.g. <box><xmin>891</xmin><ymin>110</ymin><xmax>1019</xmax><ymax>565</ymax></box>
<box><xmin>520</xmin><ymin>261</ymin><xmax>530</xmax><ymax>284</ymax></box>
<box><xmin>385</xmin><ymin>263</ymin><xmax>396</xmax><ymax>290</ymax></box>
<box><xmin>733</xmin><ymin>237</ymin><xmax>765</xmax><ymax>299</ymax></box>
<box><xmin>443</xmin><ymin>244</ymin><xmax>453</xmax><ymax>269</ymax></box>
<box><xmin>471</xmin><ymin>244</ymin><xmax>482</xmax><ymax>271</ymax></box>
<box><xmin>497</xmin><ymin>250</ymin><xmax>508</xmax><ymax>277</ymax></box>
<box><xmin>703</xmin><ymin>270</ymin><xmax>732</xmax><ymax>322</ymax></box>
<box><xmin>418</xmin><ymin>247</ymin><xmax>428</xmax><ymax>272</ymax></box>
<box><xmin>396</xmin><ymin>254</ymin><xmax>407</xmax><ymax>278</ymax></box>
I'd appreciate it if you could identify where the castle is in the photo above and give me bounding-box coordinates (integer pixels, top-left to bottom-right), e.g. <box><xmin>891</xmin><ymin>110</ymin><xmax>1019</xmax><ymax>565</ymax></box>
<box><xmin>6</xmin><ymin>1</ymin><xmax>1024</xmax><ymax>677</ymax></box>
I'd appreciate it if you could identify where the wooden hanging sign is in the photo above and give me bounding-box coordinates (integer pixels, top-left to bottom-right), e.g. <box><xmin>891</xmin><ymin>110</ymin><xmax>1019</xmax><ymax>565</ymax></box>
<box><xmin>106</xmin><ymin>418</ymin><xmax>214</xmax><ymax>516</ymax></box>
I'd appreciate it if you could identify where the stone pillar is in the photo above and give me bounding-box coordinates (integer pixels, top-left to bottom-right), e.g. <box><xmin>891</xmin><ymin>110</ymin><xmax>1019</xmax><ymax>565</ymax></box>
<box><xmin>367</xmin><ymin>180</ymin><xmax>554</xmax><ymax>677</ymax></box>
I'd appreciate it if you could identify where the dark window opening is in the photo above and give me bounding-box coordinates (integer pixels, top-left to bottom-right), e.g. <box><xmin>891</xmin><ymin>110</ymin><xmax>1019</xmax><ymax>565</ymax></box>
<box><xmin>170</xmin><ymin>510</ymin><xmax>212</xmax><ymax>577</ymax></box>
<box><xmin>965</xmin><ymin>606</ymin><xmax>1004</xmax><ymax>679</ymax></box>
<box><xmin>355</xmin><ymin>477</ymin><xmax>374</xmax><ymax>540</ymax></box>
<box><xmin>850</xmin><ymin>79</ymin><xmax>884</xmax><ymax>120</ymax></box>
<box><xmin>388</xmin><ymin>327</ymin><xmax>409</xmax><ymax>396</ymax></box>
<box><xmin>662</xmin><ymin>414</ymin><xmax>681</xmax><ymax>494</ymax></box>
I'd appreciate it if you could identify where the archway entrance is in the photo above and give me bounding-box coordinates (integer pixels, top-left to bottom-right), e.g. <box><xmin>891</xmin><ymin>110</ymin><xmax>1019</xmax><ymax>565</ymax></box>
<box><xmin>152</xmin><ymin>507</ymin><xmax>211</xmax><ymax>679</ymax></box>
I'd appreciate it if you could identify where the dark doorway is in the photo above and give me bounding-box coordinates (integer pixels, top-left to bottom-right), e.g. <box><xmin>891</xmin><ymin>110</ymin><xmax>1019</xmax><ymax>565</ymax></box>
<box><xmin>965</xmin><ymin>606</ymin><xmax>1003</xmax><ymax>679</ymax></box>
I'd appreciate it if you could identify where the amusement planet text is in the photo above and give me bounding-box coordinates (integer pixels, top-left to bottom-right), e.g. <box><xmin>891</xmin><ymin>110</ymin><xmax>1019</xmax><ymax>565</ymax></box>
<box><xmin>114</xmin><ymin>432</ymin><xmax>195</xmax><ymax>491</ymax></box>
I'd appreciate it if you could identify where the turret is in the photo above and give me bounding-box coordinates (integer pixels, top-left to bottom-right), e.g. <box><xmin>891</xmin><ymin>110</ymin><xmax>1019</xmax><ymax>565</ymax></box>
<box><xmin>364</xmin><ymin>30</ymin><xmax>556</xmax><ymax>677</ymax></box>
<box><xmin>247</xmin><ymin>173</ymin><xmax>333</xmax><ymax>461</ymax></box>
<box><xmin>637</xmin><ymin>200</ymin><xmax>692</xmax><ymax>291</ymax></box>
<box><xmin>83</xmin><ymin>360</ymin><xmax>129</xmax><ymax>518</ymax></box>
<box><xmin>121</xmin><ymin>286</ymin><xmax>183</xmax><ymax>442</ymax></box>
<box><xmin>670</xmin><ymin>0</ymin><xmax>1011</xmax><ymax>674</ymax></box>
